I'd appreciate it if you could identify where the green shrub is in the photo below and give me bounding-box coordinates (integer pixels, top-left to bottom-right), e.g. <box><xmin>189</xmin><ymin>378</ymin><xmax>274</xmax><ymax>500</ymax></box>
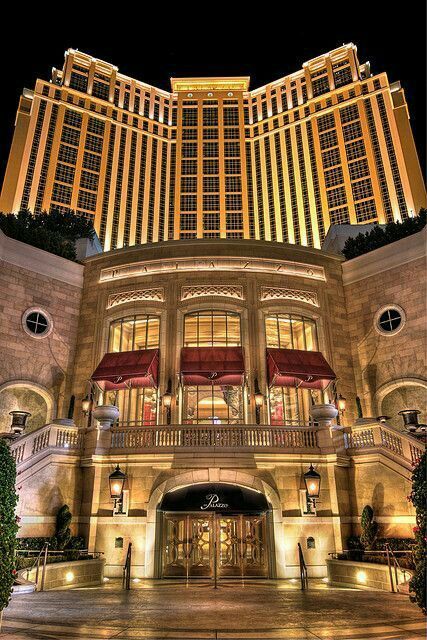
<box><xmin>360</xmin><ymin>505</ymin><xmax>379</xmax><ymax>550</ymax></box>
<box><xmin>342</xmin><ymin>209</ymin><xmax>426</xmax><ymax>260</ymax></box>
<box><xmin>408</xmin><ymin>452</ymin><xmax>426</xmax><ymax>613</ymax></box>
<box><xmin>0</xmin><ymin>440</ymin><xmax>19</xmax><ymax>611</ymax></box>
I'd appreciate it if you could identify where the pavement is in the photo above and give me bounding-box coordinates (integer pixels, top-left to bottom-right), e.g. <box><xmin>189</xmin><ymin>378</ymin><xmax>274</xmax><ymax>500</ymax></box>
<box><xmin>0</xmin><ymin>579</ymin><xmax>425</xmax><ymax>640</ymax></box>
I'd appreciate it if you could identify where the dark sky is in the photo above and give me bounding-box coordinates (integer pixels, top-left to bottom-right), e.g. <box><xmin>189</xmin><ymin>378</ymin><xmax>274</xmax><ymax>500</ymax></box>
<box><xmin>1</xmin><ymin>4</ymin><xmax>425</xmax><ymax>185</ymax></box>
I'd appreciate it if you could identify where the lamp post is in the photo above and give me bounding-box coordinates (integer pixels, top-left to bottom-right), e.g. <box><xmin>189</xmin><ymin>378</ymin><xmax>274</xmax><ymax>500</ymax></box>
<box><xmin>254</xmin><ymin>378</ymin><xmax>264</xmax><ymax>425</ymax></box>
<box><xmin>303</xmin><ymin>464</ymin><xmax>321</xmax><ymax>514</ymax></box>
<box><xmin>162</xmin><ymin>379</ymin><xmax>172</xmax><ymax>425</ymax></box>
<box><xmin>109</xmin><ymin>465</ymin><xmax>127</xmax><ymax>514</ymax></box>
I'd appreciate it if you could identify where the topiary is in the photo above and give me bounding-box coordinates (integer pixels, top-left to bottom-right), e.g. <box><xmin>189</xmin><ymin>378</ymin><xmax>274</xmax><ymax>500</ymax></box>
<box><xmin>408</xmin><ymin>452</ymin><xmax>426</xmax><ymax>613</ymax></box>
<box><xmin>360</xmin><ymin>504</ymin><xmax>379</xmax><ymax>550</ymax></box>
<box><xmin>53</xmin><ymin>505</ymin><xmax>72</xmax><ymax>550</ymax></box>
<box><xmin>0</xmin><ymin>439</ymin><xmax>19</xmax><ymax>612</ymax></box>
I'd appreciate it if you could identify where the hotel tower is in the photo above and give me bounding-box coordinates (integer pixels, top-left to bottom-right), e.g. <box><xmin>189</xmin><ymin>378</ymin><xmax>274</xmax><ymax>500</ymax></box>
<box><xmin>1</xmin><ymin>43</ymin><xmax>425</xmax><ymax>250</ymax></box>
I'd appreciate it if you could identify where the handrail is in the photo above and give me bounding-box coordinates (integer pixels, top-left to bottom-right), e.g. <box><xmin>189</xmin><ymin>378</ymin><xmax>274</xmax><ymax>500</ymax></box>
<box><xmin>122</xmin><ymin>542</ymin><xmax>132</xmax><ymax>590</ymax></box>
<box><xmin>384</xmin><ymin>543</ymin><xmax>412</xmax><ymax>593</ymax></box>
<box><xmin>297</xmin><ymin>542</ymin><xmax>308</xmax><ymax>590</ymax></box>
<box><xmin>25</xmin><ymin>542</ymin><xmax>49</xmax><ymax>591</ymax></box>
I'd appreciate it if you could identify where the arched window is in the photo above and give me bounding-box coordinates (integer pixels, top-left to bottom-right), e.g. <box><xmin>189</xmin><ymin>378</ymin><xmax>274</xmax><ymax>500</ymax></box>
<box><xmin>184</xmin><ymin>311</ymin><xmax>241</xmax><ymax>347</ymax></box>
<box><xmin>105</xmin><ymin>315</ymin><xmax>160</xmax><ymax>426</ymax></box>
<box><xmin>265</xmin><ymin>314</ymin><xmax>318</xmax><ymax>350</ymax></box>
<box><xmin>108</xmin><ymin>314</ymin><xmax>160</xmax><ymax>352</ymax></box>
<box><xmin>182</xmin><ymin>310</ymin><xmax>243</xmax><ymax>424</ymax></box>
<box><xmin>265</xmin><ymin>313</ymin><xmax>320</xmax><ymax>426</ymax></box>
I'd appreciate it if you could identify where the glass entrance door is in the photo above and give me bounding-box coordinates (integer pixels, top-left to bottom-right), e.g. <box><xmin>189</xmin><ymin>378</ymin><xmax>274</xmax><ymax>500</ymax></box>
<box><xmin>161</xmin><ymin>513</ymin><xmax>268</xmax><ymax>579</ymax></box>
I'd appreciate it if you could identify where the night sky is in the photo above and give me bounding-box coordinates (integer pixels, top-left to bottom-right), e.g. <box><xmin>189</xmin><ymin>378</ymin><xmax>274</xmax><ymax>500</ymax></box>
<box><xmin>1</xmin><ymin>5</ymin><xmax>425</xmax><ymax>187</ymax></box>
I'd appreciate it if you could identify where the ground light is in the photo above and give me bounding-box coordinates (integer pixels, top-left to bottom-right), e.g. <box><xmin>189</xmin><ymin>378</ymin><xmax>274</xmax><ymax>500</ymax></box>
<box><xmin>65</xmin><ymin>571</ymin><xmax>74</xmax><ymax>583</ymax></box>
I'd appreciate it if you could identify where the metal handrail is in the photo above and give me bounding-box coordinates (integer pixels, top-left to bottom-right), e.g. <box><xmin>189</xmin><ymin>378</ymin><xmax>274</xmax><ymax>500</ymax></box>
<box><xmin>25</xmin><ymin>542</ymin><xmax>49</xmax><ymax>591</ymax></box>
<box><xmin>297</xmin><ymin>543</ymin><xmax>308</xmax><ymax>590</ymax></box>
<box><xmin>122</xmin><ymin>542</ymin><xmax>132</xmax><ymax>590</ymax></box>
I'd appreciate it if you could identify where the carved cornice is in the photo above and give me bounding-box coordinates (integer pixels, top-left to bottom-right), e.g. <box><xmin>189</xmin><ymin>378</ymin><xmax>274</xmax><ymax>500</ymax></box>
<box><xmin>260</xmin><ymin>287</ymin><xmax>319</xmax><ymax>306</ymax></box>
<box><xmin>181</xmin><ymin>285</ymin><xmax>244</xmax><ymax>301</ymax></box>
<box><xmin>107</xmin><ymin>288</ymin><xmax>164</xmax><ymax>309</ymax></box>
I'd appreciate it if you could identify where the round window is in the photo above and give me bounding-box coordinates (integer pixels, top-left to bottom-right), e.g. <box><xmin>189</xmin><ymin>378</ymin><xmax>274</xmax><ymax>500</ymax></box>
<box><xmin>22</xmin><ymin>308</ymin><xmax>53</xmax><ymax>339</ymax></box>
<box><xmin>374</xmin><ymin>305</ymin><xmax>405</xmax><ymax>336</ymax></box>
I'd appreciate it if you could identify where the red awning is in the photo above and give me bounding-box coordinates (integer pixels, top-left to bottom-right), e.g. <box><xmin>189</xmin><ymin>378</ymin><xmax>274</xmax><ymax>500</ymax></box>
<box><xmin>267</xmin><ymin>348</ymin><xmax>336</xmax><ymax>390</ymax></box>
<box><xmin>181</xmin><ymin>347</ymin><xmax>245</xmax><ymax>386</ymax></box>
<box><xmin>91</xmin><ymin>349</ymin><xmax>159</xmax><ymax>391</ymax></box>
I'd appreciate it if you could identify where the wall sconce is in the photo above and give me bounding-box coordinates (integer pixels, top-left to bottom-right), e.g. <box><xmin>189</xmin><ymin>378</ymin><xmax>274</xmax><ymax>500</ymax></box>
<box><xmin>162</xmin><ymin>379</ymin><xmax>172</xmax><ymax>425</ymax></box>
<box><xmin>337</xmin><ymin>394</ymin><xmax>346</xmax><ymax>414</ymax></box>
<box><xmin>254</xmin><ymin>378</ymin><xmax>264</xmax><ymax>425</ymax></box>
<box><xmin>82</xmin><ymin>394</ymin><xmax>92</xmax><ymax>415</ymax></box>
<box><xmin>109</xmin><ymin>465</ymin><xmax>127</xmax><ymax>514</ymax></box>
<box><xmin>303</xmin><ymin>463</ymin><xmax>321</xmax><ymax>514</ymax></box>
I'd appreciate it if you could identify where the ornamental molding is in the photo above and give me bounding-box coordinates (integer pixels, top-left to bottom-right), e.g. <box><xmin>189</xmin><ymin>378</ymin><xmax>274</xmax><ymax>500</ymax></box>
<box><xmin>100</xmin><ymin>257</ymin><xmax>326</xmax><ymax>283</ymax></box>
<box><xmin>260</xmin><ymin>287</ymin><xmax>319</xmax><ymax>307</ymax></box>
<box><xmin>107</xmin><ymin>288</ymin><xmax>164</xmax><ymax>309</ymax></box>
<box><xmin>181</xmin><ymin>285</ymin><xmax>244</xmax><ymax>301</ymax></box>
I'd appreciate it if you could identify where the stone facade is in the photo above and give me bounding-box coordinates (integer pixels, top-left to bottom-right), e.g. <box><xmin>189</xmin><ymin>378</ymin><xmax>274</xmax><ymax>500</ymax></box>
<box><xmin>2</xmin><ymin>229</ymin><xmax>425</xmax><ymax>580</ymax></box>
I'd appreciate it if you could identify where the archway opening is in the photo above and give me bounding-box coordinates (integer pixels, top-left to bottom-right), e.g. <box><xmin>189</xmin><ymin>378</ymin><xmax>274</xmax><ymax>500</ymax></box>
<box><xmin>158</xmin><ymin>483</ymin><xmax>272</xmax><ymax>579</ymax></box>
<box><xmin>0</xmin><ymin>385</ymin><xmax>49</xmax><ymax>433</ymax></box>
<box><xmin>381</xmin><ymin>385</ymin><xmax>427</xmax><ymax>430</ymax></box>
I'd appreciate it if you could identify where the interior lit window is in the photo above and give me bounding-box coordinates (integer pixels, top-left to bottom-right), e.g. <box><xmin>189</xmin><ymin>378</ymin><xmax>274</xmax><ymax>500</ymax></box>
<box><xmin>107</xmin><ymin>315</ymin><xmax>160</xmax><ymax>426</ymax></box>
<box><xmin>105</xmin><ymin>387</ymin><xmax>157</xmax><ymax>426</ymax></box>
<box><xmin>183</xmin><ymin>385</ymin><xmax>243</xmax><ymax>424</ymax></box>
<box><xmin>265</xmin><ymin>314</ymin><xmax>318</xmax><ymax>350</ymax></box>
<box><xmin>265</xmin><ymin>314</ymin><xmax>319</xmax><ymax>425</ymax></box>
<box><xmin>183</xmin><ymin>311</ymin><xmax>241</xmax><ymax>347</ymax></box>
<box><xmin>108</xmin><ymin>315</ymin><xmax>160</xmax><ymax>352</ymax></box>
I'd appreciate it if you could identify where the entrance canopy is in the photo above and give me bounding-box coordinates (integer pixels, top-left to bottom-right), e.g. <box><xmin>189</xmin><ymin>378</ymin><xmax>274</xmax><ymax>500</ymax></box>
<box><xmin>267</xmin><ymin>348</ymin><xmax>336</xmax><ymax>390</ymax></box>
<box><xmin>159</xmin><ymin>483</ymin><xmax>269</xmax><ymax>514</ymax></box>
<box><xmin>91</xmin><ymin>348</ymin><xmax>159</xmax><ymax>391</ymax></box>
<box><xmin>180</xmin><ymin>347</ymin><xmax>245</xmax><ymax>386</ymax></box>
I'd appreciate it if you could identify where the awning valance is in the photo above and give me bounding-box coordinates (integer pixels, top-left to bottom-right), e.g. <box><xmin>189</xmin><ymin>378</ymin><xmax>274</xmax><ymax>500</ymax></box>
<box><xmin>180</xmin><ymin>347</ymin><xmax>245</xmax><ymax>386</ymax></box>
<box><xmin>91</xmin><ymin>349</ymin><xmax>159</xmax><ymax>391</ymax></box>
<box><xmin>267</xmin><ymin>348</ymin><xmax>336</xmax><ymax>390</ymax></box>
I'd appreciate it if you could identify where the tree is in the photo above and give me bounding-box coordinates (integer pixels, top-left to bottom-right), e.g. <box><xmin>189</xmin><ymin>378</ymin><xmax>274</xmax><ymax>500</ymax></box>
<box><xmin>408</xmin><ymin>452</ymin><xmax>426</xmax><ymax>613</ymax></box>
<box><xmin>0</xmin><ymin>439</ymin><xmax>19</xmax><ymax>615</ymax></box>
<box><xmin>342</xmin><ymin>209</ymin><xmax>426</xmax><ymax>260</ymax></box>
<box><xmin>360</xmin><ymin>504</ymin><xmax>379</xmax><ymax>550</ymax></box>
<box><xmin>53</xmin><ymin>505</ymin><xmax>72</xmax><ymax>550</ymax></box>
<box><xmin>0</xmin><ymin>208</ymin><xmax>95</xmax><ymax>261</ymax></box>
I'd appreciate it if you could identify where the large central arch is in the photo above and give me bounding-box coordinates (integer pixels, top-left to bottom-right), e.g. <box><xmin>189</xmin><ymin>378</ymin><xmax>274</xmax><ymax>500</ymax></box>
<box><xmin>144</xmin><ymin>468</ymin><xmax>285</xmax><ymax>578</ymax></box>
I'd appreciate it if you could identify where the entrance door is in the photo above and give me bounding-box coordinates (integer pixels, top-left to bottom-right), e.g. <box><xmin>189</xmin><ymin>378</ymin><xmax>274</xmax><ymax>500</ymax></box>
<box><xmin>162</xmin><ymin>513</ymin><xmax>268</xmax><ymax>578</ymax></box>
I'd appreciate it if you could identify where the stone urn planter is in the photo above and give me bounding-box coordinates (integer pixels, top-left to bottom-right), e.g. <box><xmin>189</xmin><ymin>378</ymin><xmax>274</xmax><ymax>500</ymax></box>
<box><xmin>310</xmin><ymin>403</ymin><xmax>338</xmax><ymax>428</ymax></box>
<box><xmin>9</xmin><ymin>410</ymin><xmax>31</xmax><ymax>435</ymax></box>
<box><xmin>92</xmin><ymin>405</ymin><xmax>119</xmax><ymax>430</ymax></box>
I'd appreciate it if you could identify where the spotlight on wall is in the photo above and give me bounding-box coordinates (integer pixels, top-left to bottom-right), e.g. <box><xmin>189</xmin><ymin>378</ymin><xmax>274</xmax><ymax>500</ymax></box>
<box><xmin>254</xmin><ymin>378</ymin><xmax>264</xmax><ymax>425</ymax></box>
<box><xmin>109</xmin><ymin>465</ymin><xmax>127</xmax><ymax>514</ymax></box>
<box><xmin>65</xmin><ymin>571</ymin><xmax>74</xmax><ymax>583</ymax></box>
<box><xmin>303</xmin><ymin>464</ymin><xmax>321</xmax><ymax>514</ymax></box>
<box><xmin>356</xmin><ymin>570</ymin><xmax>367</xmax><ymax>584</ymax></box>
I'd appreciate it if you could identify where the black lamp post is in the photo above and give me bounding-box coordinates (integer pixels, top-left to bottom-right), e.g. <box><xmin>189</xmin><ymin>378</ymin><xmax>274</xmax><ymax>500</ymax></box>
<box><xmin>303</xmin><ymin>464</ymin><xmax>321</xmax><ymax>514</ymax></box>
<box><xmin>109</xmin><ymin>465</ymin><xmax>127</xmax><ymax>513</ymax></box>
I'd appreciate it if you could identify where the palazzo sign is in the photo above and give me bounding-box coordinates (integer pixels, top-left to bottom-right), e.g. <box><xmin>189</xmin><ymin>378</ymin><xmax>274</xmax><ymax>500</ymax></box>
<box><xmin>159</xmin><ymin>483</ymin><xmax>269</xmax><ymax>514</ymax></box>
<box><xmin>200</xmin><ymin>494</ymin><xmax>229</xmax><ymax>510</ymax></box>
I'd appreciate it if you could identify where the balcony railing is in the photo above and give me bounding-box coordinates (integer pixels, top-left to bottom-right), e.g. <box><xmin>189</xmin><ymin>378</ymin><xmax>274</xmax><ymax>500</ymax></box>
<box><xmin>9</xmin><ymin>423</ymin><xmax>82</xmax><ymax>467</ymax></box>
<box><xmin>110</xmin><ymin>424</ymin><xmax>319</xmax><ymax>452</ymax></box>
<box><xmin>344</xmin><ymin>422</ymin><xmax>424</xmax><ymax>467</ymax></box>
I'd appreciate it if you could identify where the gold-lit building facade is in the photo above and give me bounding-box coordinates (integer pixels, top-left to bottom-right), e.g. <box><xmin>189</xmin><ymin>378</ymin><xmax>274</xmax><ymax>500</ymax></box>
<box><xmin>1</xmin><ymin>44</ymin><xmax>425</xmax><ymax>250</ymax></box>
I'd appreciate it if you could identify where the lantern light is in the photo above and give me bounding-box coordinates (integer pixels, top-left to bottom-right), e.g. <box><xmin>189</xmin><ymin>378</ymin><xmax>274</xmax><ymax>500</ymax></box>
<box><xmin>109</xmin><ymin>465</ymin><xmax>126</xmax><ymax>501</ymax></box>
<box><xmin>303</xmin><ymin>464</ymin><xmax>321</xmax><ymax>499</ymax></box>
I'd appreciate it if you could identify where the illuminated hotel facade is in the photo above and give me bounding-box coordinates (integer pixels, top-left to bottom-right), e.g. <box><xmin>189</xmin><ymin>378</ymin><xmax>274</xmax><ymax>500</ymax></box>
<box><xmin>1</xmin><ymin>44</ymin><xmax>425</xmax><ymax>250</ymax></box>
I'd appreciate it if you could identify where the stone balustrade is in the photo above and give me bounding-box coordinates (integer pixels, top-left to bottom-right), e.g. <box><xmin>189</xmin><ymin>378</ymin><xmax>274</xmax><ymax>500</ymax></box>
<box><xmin>344</xmin><ymin>421</ymin><xmax>424</xmax><ymax>467</ymax></box>
<box><xmin>110</xmin><ymin>424</ymin><xmax>319</xmax><ymax>452</ymax></box>
<box><xmin>9</xmin><ymin>422</ymin><xmax>83</xmax><ymax>466</ymax></box>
